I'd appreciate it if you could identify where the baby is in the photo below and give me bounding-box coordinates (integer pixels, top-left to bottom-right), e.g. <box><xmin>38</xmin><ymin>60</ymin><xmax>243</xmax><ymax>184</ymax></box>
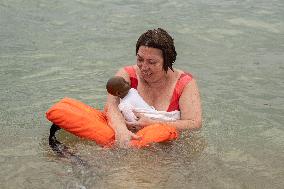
<box><xmin>106</xmin><ymin>76</ymin><xmax>180</xmax><ymax>122</ymax></box>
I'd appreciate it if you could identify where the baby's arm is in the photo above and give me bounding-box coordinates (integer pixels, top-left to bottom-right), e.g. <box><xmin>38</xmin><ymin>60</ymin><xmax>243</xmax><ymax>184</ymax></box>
<box><xmin>118</xmin><ymin>102</ymin><xmax>138</xmax><ymax>122</ymax></box>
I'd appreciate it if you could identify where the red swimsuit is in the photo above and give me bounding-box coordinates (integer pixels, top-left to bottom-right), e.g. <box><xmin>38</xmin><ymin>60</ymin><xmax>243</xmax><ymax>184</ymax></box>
<box><xmin>124</xmin><ymin>66</ymin><xmax>193</xmax><ymax>112</ymax></box>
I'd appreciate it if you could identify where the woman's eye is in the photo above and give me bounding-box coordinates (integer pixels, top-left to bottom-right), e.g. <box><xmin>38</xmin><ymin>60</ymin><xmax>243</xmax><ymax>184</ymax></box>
<box><xmin>149</xmin><ymin>61</ymin><xmax>156</xmax><ymax>64</ymax></box>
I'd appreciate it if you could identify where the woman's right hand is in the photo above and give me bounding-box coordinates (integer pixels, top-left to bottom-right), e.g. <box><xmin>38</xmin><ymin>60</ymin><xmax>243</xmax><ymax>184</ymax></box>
<box><xmin>115</xmin><ymin>127</ymin><xmax>141</xmax><ymax>148</ymax></box>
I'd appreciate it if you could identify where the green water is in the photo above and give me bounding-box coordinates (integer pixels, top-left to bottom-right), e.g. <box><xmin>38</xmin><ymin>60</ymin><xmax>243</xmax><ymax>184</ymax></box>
<box><xmin>0</xmin><ymin>0</ymin><xmax>283</xmax><ymax>188</ymax></box>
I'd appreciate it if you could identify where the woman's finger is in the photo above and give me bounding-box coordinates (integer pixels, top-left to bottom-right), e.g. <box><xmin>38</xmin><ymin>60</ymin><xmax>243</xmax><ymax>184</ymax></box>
<box><xmin>133</xmin><ymin>111</ymin><xmax>142</xmax><ymax>118</ymax></box>
<box><xmin>130</xmin><ymin>132</ymin><xmax>141</xmax><ymax>140</ymax></box>
<box><xmin>125</xmin><ymin>121</ymin><xmax>138</xmax><ymax>126</ymax></box>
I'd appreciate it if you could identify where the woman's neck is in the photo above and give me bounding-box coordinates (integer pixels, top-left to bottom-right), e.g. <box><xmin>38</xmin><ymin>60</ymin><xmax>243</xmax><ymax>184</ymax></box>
<box><xmin>143</xmin><ymin>70</ymin><xmax>175</xmax><ymax>89</ymax></box>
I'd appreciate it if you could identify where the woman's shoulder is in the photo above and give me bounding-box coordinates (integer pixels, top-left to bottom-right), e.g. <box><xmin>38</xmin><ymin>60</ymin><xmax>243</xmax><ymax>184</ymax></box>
<box><xmin>172</xmin><ymin>69</ymin><xmax>194</xmax><ymax>84</ymax></box>
<box><xmin>116</xmin><ymin>65</ymin><xmax>138</xmax><ymax>88</ymax></box>
<box><xmin>115</xmin><ymin>65</ymin><xmax>136</xmax><ymax>82</ymax></box>
<box><xmin>174</xmin><ymin>68</ymin><xmax>194</xmax><ymax>77</ymax></box>
<box><xmin>173</xmin><ymin>68</ymin><xmax>196</xmax><ymax>96</ymax></box>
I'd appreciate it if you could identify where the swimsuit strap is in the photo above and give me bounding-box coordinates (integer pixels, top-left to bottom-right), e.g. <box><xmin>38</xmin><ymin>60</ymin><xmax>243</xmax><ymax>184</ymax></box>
<box><xmin>167</xmin><ymin>73</ymin><xmax>193</xmax><ymax>112</ymax></box>
<box><xmin>124</xmin><ymin>66</ymin><xmax>138</xmax><ymax>89</ymax></box>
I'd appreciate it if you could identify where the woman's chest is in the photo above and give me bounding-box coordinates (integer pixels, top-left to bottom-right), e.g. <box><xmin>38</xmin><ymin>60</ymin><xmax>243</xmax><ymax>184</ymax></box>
<box><xmin>137</xmin><ymin>85</ymin><xmax>174</xmax><ymax>111</ymax></box>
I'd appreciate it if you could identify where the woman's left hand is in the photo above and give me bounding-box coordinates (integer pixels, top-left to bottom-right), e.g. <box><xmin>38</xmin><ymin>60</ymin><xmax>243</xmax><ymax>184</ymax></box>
<box><xmin>126</xmin><ymin>112</ymin><xmax>155</xmax><ymax>131</ymax></box>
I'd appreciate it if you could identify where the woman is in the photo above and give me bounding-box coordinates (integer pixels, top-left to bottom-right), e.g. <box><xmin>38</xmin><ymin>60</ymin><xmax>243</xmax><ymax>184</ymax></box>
<box><xmin>105</xmin><ymin>28</ymin><xmax>202</xmax><ymax>148</ymax></box>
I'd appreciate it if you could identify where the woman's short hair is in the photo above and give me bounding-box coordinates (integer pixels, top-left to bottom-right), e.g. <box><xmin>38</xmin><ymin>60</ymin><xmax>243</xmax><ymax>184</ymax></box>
<box><xmin>136</xmin><ymin>28</ymin><xmax>177</xmax><ymax>72</ymax></box>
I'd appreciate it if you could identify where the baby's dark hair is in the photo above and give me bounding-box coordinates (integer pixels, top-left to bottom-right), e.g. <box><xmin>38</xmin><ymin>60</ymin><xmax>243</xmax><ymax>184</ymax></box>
<box><xmin>136</xmin><ymin>28</ymin><xmax>177</xmax><ymax>72</ymax></box>
<box><xmin>106</xmin><ymin>76</ymin><xmax>121</xmax><ymax>95</ymax></box>
<box><xmin>106</xmin><ymin>76</ymin><xmax>129</xmax><ymax>96</ymax></box>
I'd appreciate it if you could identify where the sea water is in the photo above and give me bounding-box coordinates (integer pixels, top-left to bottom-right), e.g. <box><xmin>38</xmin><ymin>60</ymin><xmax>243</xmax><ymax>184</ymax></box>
<box><xmin>0</xmin><ymin>0</ymin><xmax>283</xmax><ymax>188</ymax></box>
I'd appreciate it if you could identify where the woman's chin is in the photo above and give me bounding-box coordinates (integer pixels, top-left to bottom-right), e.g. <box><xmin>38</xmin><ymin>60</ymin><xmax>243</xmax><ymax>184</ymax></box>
<box><xmin>141</xmin><ymin>73</ymin><xmax>152</xmax><ymax>81</ymax></box>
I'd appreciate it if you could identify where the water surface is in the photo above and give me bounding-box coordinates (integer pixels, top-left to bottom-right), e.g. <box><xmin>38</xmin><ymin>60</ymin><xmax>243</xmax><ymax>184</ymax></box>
<box><xmin>0</xmin><ymin>0</ymin><xmax>283</xmax><ymax>188</ymax></box>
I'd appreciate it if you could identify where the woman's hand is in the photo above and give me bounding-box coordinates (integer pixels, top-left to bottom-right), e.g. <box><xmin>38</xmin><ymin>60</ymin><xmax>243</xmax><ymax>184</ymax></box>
<box><xmin>115</xmin><ymin>127</ymin><xmax>141</xmax><ymax>148</ymax></box>
<box><xmin>126</xmin><ymin>112</ymin><xmax>156</xmax><ymax>130</ymax></box>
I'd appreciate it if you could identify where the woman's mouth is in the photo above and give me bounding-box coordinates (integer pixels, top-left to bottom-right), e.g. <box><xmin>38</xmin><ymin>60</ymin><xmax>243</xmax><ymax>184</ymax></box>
<box><xmin>142</xmin><ymin>72</ymin><xmax>152</xmax><ymax>77</ymax></box>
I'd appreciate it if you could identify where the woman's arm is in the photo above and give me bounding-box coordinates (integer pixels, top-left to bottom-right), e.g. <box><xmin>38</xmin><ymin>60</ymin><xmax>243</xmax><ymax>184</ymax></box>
<box><xmin>105</xmin><ymin>68</ymin><xmax>140</xmax><ymax>147</ymax></box>
<box><xmin>128</xmin><ymin>79</ymin><xmax>202</xmax><ymax>130</ymax></box>
<box><xmin>175</xmin><ymin>78</ymin><xmax>202</xmax><ymax>130</ymax></box>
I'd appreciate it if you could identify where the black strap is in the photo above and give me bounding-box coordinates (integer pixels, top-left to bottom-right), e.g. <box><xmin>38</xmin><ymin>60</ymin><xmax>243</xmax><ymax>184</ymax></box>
<box><xmin>48</xmin><ymin>124</ymin><xmax>88</xmax><ymax>166</ymax></box>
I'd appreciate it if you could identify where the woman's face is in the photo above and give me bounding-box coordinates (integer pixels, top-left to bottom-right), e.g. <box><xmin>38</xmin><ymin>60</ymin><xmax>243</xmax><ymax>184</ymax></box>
<box><xmin>136</xmin><ymin>46</ymin><xmax>165</xmax><ymax>83</ymax></box>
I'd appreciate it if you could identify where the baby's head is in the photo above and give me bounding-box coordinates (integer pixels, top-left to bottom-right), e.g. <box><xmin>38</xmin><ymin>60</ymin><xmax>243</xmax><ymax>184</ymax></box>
<box><xmin>106</xmin><ymin>76</ymin><xmax>131</xmax><ymax>98</ymax></box>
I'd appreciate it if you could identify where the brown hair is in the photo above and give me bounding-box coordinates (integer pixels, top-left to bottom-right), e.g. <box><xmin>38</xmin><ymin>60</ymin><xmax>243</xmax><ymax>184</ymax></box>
<box><xmin>106</xmin><ymin>76</ymin><xmax>130</xmax><ymax>97</ymax></box>
<box><xmin>136</xmin><ymin>28</ymin><xmax>177</xmax><ymax>72</ymax></box>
